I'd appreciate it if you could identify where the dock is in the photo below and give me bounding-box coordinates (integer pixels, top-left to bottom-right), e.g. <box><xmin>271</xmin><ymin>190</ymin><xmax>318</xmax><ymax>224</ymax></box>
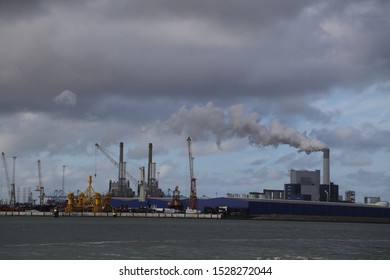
<box><xmin>0</xmin><ymin>211</ymin><xmax>222</xmax><ymax>219</ymax></box>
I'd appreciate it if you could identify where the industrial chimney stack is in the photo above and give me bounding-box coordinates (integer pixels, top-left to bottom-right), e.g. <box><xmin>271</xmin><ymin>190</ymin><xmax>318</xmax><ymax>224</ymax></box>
<box><xmin>118</xmin><ymin>142</ymin><xmax>127</xmax><ymax>196</ymax></box>
<box><xmin>323</xmin><ymin>148</ymin><xmax>330</xmax><ymax>186</ymax></box>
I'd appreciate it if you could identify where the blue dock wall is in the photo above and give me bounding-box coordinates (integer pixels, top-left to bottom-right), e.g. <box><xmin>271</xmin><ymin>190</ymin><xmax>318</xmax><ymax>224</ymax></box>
<box><xmin>248</xmin><ymin>200</ymin><xmax>390</xmax><ymax>218</ymax></box>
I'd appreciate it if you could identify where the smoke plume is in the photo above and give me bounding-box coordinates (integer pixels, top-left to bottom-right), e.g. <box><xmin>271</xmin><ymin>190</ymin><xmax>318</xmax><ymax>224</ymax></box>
<box><xmin>164</xmin><ymin>102</ymin><xmax>326</xmax><ymax>153</ymax></box>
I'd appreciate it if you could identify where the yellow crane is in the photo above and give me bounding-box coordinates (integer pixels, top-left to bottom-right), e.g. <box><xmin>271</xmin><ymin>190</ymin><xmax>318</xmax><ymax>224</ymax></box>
<box><xmin>65</xmin><ymin>176</ymin><xmax>111</xmax><ymax>213</ymax></box>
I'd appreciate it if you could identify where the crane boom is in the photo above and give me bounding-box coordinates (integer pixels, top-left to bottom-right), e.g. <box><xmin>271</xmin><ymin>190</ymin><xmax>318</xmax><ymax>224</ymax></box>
<box><xmin>95</xmin><ymin>143</ymin><xmax>138</xmax><ymax>186</ymax></box>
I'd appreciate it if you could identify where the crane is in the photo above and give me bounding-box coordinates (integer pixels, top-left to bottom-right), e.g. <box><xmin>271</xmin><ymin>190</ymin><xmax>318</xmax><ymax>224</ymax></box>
<box><xmin>1</xmin><ymin>152</ymin><xmax>16</xmax><ymax>206</ymax></box>
<box><xmin>95</xmin><ymin>143</ymin><xmax>139</xmax><ymax>187</ymax></box>
<box><xmin>36</xmin><ymin>160</ymin><xmax>45</xmax><ymax>206</ymax></box>
<box><xmin>187</xmin><ymin>137</ymin><xmax>197</xmax><ymax>210</ymax></box>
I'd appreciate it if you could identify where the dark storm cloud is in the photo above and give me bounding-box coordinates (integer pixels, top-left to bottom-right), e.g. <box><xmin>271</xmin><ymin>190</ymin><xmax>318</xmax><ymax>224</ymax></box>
<box><xmin>0</xmin><ymin>0</ymin><xmax>48</xmax><ymax>21</ymax></box>
<box><xmin>100</xmin><ymin>0</ymin><xmax>313</xmax><ymax>27</ymax></box>
<box><xmin>1</xmin><ymin>0</ymin><xmax>389</xmax><ymax>121</ymax></box>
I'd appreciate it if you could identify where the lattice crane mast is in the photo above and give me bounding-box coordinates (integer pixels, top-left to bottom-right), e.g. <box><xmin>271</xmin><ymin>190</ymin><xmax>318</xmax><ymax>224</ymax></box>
<box><xmin>36</xmin><ymin>160</ymin><xmax>45</xmax><ymax>206</ymax></box>
<box><xmin>1</xmin><ymin>152</ymin><xmax>16</xmax><ymax>206</ymax></box>
<box><xmin>187</xmin><ymin>137</ymin><xmax>197</xmax><ymax>210</ymax></box>
<box><xmin>95</xmin><ymin>143</ymin><xmax>139</xmax><ymax>186</ymax></box>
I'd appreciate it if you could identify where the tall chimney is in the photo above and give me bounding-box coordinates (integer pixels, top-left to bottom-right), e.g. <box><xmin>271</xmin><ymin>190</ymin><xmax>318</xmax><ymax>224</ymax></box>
<box><xmin>119</xmin><ymin>142</ymin><xmax>124</xmax><ymax>180</ymax></box>
<box><xmin>323</xmin><ymin>148</ymin><xmax>330</xmax><ymax>185</ymax></box>
<box><xmin>119</xmin><ymin>142</ymin><xmax>124</xmax><ymax>164</ymax></box>
<box><xmin>147</xmin><ymin>143</ymin><xmax>153</xmax><ymax>186</ymax></box>
<box><xmin>118</xmin><ymin>142</ymin><xmax>126</xmax><ymax>196</ymax></box>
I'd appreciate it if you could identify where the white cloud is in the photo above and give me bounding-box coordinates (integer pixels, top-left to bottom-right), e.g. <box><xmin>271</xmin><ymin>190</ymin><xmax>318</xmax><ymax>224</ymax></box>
<box><xmin>54</xmin><ymin>90</ymin><xmax>77</xmax><ymax>106</ymax></box>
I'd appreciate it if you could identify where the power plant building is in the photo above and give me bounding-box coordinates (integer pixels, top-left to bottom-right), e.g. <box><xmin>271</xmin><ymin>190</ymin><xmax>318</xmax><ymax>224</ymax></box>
<box><xmin>263</xmin><ymin>189</ymin><xmax>284</xmax><ymax>200</ymax></box>
<box><xmin>289</xmin><ymin>169</ymin><xmax>321</xmax><ymax>201</ymax></box>
<box><xmin>286</xmin><ymin>169</ymin><xmax>339</xmax><ymax>202</ymax></box>
<box><xmin>249</xmin><ymin>189</ymin><xmax>284</xmax><ymax>199</ymax></box>
<box><xmin>109</xmin><ymin>180</ymin><xmax>135</xmax><ymax>197</ymax></box>
<box><xmin>285</xmin><ymin>183</ymin><xmax>311</xmax><ymax>200</ymax></box>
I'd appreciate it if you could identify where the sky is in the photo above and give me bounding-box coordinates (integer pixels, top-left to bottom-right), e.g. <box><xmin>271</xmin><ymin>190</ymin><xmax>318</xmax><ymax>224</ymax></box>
<box><xmin>0</xmin><ymin>0</ymin><xmax>389</xmax><ymax>204</ymax></box>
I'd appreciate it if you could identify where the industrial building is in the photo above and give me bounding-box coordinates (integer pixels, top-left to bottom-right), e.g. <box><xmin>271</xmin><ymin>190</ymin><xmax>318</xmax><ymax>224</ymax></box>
<box><xmin>319</xmin><ymin>183</ymin><xmax>339</xmax><ymax>202</ymax></box>
<box><xmin>285</xmin><ymin>183</ymin><xmax>310</xmax><ymax>200</ymax></box>
<box><xmin>108</xmin><ymin>180</ymin><xmax>135</xmax><ymax>198</ymax></box>
<box><xmin>248</xmin><ymin>189</ymin><xmax>284</xmax><ymax>199</ymax></box>
<box><xmin>95</xmin><ymin>142</ymin><xmax>164</xmax><ymax>199</ymax></box>
<box><xmin>284</xmin><ymin>149</ymin><xmax>339</xmax><ymax>202</ymax></box>
<box><xmin>145</xmin><ymin>143</ymin><xmax>164</xmax><ymax>198</ymax></box>
<box><xmin>95</xmin><ymin>142</ymin><xmax>135</xmax><ymax>198</ymax></box>
<box><xmin>289</xmin><ymin>169</ymin><xmax>321</xmax><ymax>200</ymax></box>
<box><xmin>345</xmin><ymin>191</ymin><xmax>356</xmax><ymax>203</ymax></box>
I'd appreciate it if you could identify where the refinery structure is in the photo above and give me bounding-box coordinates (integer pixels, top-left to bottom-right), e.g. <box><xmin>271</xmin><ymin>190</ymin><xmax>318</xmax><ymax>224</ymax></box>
<box><xmin>1</xmin><ymin>139</ymin><xmax>390</xmax><ymax>222</ymax></box>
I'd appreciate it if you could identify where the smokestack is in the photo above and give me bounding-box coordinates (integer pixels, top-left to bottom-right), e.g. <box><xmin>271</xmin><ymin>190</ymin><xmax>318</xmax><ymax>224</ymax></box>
<box><xmin>323</xmin><ymin>148</ymin><xmax>330</xmax><ymax>185</ymax></box>
<box><xmin>119</xmin><ymin>142</ymin><xmax>124</xmax><ymax>164</ymax></box>
<box><xmin>148</xmin><ymin>143</ymin><xmax>153</xmax><ymax>186</ymax></box>
<box><xmin>118</xmin><ymin>142</ymin><xmax>127</xmax><ymax>196</ymax></box>
<box><xmin>119</xmin><ymin>142</ymin><xmax>124</xmax><ymax>181</ymax></box>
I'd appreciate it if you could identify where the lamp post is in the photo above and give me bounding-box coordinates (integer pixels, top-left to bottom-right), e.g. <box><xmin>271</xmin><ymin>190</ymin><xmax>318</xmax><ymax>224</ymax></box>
<box><xmin>324</xmin><ymin>190</ymin><xmax>329</xmax><ymax>202</ymax></box>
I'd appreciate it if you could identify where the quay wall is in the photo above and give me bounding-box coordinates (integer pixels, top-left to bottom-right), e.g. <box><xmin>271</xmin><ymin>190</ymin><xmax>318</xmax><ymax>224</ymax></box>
<box><xmin>0</xmin><ymin>211</ymin><xmax>221</xmax><ymax>219</ymax></box>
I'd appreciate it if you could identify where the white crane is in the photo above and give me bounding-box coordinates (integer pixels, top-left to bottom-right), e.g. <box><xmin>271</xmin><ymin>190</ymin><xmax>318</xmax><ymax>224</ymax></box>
<box><xmin>1</xmin><ymin>152</ymin><xmax>16</xmax><ymax>206</ymax></box>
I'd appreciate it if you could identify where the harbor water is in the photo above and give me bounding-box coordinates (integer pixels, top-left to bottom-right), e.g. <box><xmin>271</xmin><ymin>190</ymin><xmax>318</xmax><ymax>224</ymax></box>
<box><xmin>1</xmin><ymin>216</ymin><xmax>390</xmax><ymax>260</ymax></box>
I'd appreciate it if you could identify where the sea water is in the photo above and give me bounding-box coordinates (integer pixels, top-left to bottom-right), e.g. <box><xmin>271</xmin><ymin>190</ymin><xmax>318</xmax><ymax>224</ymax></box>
<box><xmin>1</xmin><ymin>216</ymin><xmax>389</xmax><ymax>260</ymax></box>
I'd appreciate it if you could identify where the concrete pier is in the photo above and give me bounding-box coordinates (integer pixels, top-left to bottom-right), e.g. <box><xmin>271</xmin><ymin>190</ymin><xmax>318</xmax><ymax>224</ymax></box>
<box><xmin>0</xmin><ymin>211</ymin><xmax>222</xmax><ymax>219</ymax></box>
